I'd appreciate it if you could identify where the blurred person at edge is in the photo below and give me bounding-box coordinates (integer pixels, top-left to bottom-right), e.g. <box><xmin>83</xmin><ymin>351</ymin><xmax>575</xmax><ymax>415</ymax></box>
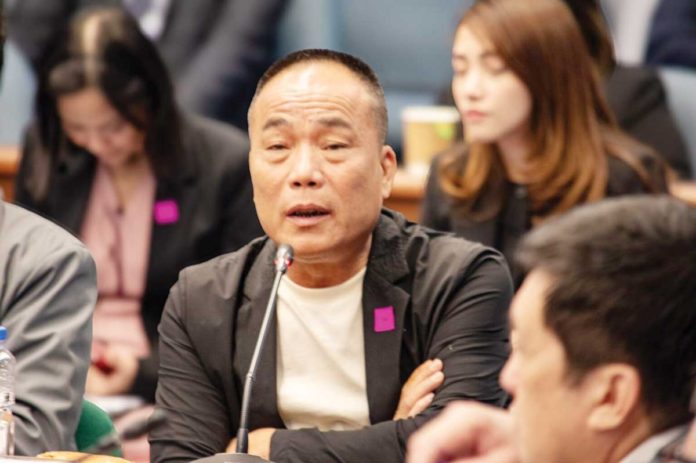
<box><xmin>422</xmin><ymin>0</ymin><xmax>669</xmax><ymax>287</ymax></box>
<box><xmin>14</xmin><ymin>7</ymin><xmax>262</xmax><ymax>403</ymax></box>
<box><xmin>0</xmin><ymin>0</ymin><xmax>97</xmax><ymax>454</ymax></box>
<box><xmin>408</xmin><ymin>195</ymin><xmax>696</xmax><ymax>463</ymax></box>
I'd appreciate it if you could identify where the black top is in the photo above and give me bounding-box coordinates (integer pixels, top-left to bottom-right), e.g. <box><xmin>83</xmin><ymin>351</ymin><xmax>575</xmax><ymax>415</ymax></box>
<box><xmin>421</xmin><ymin>144</ymin><xmax>669</xmax><ymax>286</ymax></box>
<box><xmin>149</xmin><ymin>209</ymin><xmax>513</xmax><ymax>463</ymax></box>
<box><xmin>14</xmin><ymin>112</ymin><xmax>263</xmax><ymax>400</ymax></box>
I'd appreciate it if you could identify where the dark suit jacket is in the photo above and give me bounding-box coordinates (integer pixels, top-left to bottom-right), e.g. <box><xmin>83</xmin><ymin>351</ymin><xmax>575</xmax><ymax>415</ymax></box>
<box><xmin>646</xmin><ymin>0</ymin><xmax>696</xmax><ymax>70</ymax></box>
<box><xmin>14</xmin><ymin>113</ymin><xmax>263</xmax><ymax>400</ymax></box>
<box><xmin>150</xmin><ymin>210</ymin><xmax>512</xmax><ymax>463</ymax></box>
<box><xmin>158</xmin><ymin>0</ymin><xmax>289</xmax><ymax>129</ymax></box>
<box><xmin>422</xmin><ymin>144</ymin><xmax>669</xmax><ymax>286</ymax></box>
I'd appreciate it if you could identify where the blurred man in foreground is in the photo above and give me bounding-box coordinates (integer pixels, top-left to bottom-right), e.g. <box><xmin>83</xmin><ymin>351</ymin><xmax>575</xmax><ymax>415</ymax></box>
<box><xmin>408</xmin><ymin>195</ymin><xmax>696</xmax><ymax>463</ymax></box>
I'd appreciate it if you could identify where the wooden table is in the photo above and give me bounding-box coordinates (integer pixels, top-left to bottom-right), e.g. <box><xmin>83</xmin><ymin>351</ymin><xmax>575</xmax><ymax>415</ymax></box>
<box><xmin>0</xmin><ymin>146</ymin><xmax>20</xmax><ymax>202</ymax></box>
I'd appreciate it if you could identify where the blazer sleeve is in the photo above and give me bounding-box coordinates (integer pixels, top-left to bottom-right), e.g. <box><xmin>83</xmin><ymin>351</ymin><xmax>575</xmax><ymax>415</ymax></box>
<box><xmin>149</xmin><ymin>274</ymin><xmax>233</xmax><ymax>463</ymax></box>
<box><xmin>269</xmin><ymin>251</ymin><xmax>512</xmax><ymax>463</ymax></box>
<box><xmin>1</xmin><ymin>210</ymin><xmax>96</xmax><ymax>454</ymax></box>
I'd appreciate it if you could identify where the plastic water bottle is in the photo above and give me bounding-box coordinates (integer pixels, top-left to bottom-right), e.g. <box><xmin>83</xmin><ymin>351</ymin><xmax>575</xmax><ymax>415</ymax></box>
<box><xmin>0</xmin><ymin>326</ymin><xmax>16</xmax><ymax>455</ymax></box>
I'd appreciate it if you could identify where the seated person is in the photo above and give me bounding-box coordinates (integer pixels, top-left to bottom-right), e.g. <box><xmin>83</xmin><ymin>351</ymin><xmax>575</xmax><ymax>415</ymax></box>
<box><xmin>149</xmin><ymin>49</ymin><xmax>514</xmax><ymax>462</ymax></box>
<box><xmin>0</xmin><ymin>199</ymin><xmax>96</xmax><ymax>455</ymax></box>
<box><xmin>408</xmin><ymin>195</ymin><xmax>696</xmax><ymax>463</ymax></box>
<box><xmin>1</xmin><ymin>9</ymin><xmax>96</xmax><ymax>455</ymax></box>
<box><xmin>14</xmin><ymin>7</ymin><xmax>262</xmax><ymax>402</ymax></box>
<box><xmin>438</xmin><ymin>0</ymin><xmax>691</xmax><ymax>178</ymax></box>
<box><xmin>423</xmin><ymin>0</ymin><xmax>668</xmax><ymax>286</ymax></box>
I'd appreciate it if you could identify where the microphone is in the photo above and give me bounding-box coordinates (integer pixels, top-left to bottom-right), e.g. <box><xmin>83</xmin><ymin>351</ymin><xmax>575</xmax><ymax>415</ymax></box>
<box><xmin>192</xmin><ymin>244</ymin><xmax>294</xmax><ymax>463</ymax></box>
<box><xmin>80</xmin><ymin>409</ymin><xmax>167</xmax><ymax>457</ymax></box>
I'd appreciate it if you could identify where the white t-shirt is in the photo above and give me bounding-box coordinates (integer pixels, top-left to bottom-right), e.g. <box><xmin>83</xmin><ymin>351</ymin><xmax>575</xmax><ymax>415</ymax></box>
<box><xmin>276</xmin><ymin>268</ymin><xmax>370</xmax><ymax>431</ymax></box>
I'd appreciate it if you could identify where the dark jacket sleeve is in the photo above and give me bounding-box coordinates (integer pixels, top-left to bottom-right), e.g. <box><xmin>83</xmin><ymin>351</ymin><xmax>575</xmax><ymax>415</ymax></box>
<box><xmin>269</xmin><ymin>249</ymin><xmax>512</xmax><ymax>463</ymax></box>
<box><xmin>149</xmin><ymin>272</ymin><xmax>233</xmax><ymax>461</ymax></box>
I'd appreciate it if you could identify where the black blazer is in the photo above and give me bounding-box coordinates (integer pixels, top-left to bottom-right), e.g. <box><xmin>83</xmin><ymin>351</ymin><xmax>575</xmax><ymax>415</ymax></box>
<box><xmin>14</xmin><ymin>113</ymin><xmax>263</xmax><ymax>400</ymax></box>
<box><xmin>422</xmin><ymin>144</ymin><xmax>669</xmax><ymax>286</ymax></box>
<box><xmin>150</xmin><ymin>210</ymin><xmax>512</xmax><ymax>463</ymax></box>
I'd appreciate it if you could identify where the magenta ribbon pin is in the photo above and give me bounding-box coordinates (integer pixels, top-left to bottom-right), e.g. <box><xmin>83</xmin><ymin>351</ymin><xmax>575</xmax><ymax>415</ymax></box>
<box><xmin>154</xmin><ymin>199</ymin><xmax>180</xmax><ymax>225</ymax></box>
<box><xmin>374</xmin><ymin>306</ymin><xmax>396</xmax><ymax>333</ymax></box>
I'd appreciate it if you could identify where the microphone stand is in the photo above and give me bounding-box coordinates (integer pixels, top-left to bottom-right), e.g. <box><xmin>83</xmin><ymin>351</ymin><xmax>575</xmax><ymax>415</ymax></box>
<box><xmin>193</xmin><ymin>244</ymin><xmax>293</xmax><ymax>463</ymax></box>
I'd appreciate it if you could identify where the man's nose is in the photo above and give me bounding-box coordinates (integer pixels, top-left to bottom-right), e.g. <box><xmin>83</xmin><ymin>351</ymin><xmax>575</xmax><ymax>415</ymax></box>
<box><xmin>289</xmin><ymin>144</ymin><xmax>324</xmax><ymax>188</ymax></box>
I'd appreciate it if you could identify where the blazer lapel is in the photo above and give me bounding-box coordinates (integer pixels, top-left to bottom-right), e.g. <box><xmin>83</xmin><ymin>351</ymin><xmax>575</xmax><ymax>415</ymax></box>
<box><xmin>144</xmin><ymin>141</ymin><xmax>199</xmax><ymax>305</ymax></box>
<box><xmin>362</xmin><ymin>214</ymin><xmax>411</xmax><ymax>423</ymax></box>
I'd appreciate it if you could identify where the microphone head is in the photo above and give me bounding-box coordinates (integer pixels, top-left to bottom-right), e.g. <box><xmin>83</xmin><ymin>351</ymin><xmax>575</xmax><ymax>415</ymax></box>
<box><xmin>274</xmin><ymin>244</ymin><xmax>294</xmax><ymax>273</ymax></box>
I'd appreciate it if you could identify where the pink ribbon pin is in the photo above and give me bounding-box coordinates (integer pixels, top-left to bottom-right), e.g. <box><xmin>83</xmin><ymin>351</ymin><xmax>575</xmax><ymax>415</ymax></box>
<box><xmin>154</xmin><ymin>199</ymin><xmax>180</xmax><ymax>225</ymax></box>
<box><xmin>374</xmin><ymin>306</ymin><xmax>396</xmax><ymax>333</ymax></box>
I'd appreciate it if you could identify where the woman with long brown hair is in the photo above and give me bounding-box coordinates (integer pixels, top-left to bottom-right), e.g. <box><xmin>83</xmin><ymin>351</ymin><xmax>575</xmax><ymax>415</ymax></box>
<box><xmin>422</xmin><ymin>0</ymin><xmax>668</xmax><ymax>284</ymax></box>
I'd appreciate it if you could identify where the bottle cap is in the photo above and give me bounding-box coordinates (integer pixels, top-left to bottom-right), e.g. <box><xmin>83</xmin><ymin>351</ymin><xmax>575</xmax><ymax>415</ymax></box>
<box><xmin>0</xmin><ymin>327</ymin><xmax>7</xmax><ymax>341</ymax></box>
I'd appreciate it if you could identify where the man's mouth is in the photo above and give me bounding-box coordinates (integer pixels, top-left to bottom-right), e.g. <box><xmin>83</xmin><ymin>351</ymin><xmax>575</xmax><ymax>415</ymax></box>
<box><xmin>287</xmin><ymin>205</ymin><xmax>331</xmax><ymax>218</ymax></box>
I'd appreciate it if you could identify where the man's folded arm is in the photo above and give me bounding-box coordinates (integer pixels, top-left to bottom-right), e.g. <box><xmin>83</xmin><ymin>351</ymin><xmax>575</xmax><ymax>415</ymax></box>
<box><xmin>270</xmin><ymin>253</ymin><xmax>512</xmax><ymax>463</ymax></box>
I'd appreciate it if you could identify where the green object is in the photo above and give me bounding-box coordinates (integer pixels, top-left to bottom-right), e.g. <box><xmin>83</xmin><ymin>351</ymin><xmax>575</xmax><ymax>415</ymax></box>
<box><xmin>434</xmin><ymin>122</ymin><xmax>457</xmax><ymax>141</ymax></box>
<box><xmin>75</xmin><ymin>399</ymin><xmax>123</xmax><ymax>457</ymax></box>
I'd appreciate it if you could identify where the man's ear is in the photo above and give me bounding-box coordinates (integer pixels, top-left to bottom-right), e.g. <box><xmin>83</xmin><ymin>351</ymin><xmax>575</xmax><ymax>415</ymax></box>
<box><xmin>584</xmin><ymin>364</ymin><xmax>643</xmax><ymax>432</ymax></box>
<box><xmin>380</xmin><ymin>145</ymin><xmax>397</xmax><ymax>200</ymax></box>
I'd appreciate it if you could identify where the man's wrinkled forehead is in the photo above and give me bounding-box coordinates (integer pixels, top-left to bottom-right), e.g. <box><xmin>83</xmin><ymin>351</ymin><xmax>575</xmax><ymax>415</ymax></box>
<box><xmin>251</xmin><ymin>61</ymin><xmax>380</xmax><ymax>121</ymax></box>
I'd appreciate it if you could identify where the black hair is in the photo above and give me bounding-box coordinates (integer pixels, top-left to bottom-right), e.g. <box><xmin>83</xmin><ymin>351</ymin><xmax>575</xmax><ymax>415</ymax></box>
<box><xmin>251</xmin><ymin>48</ymin><xmax>388</xmax><ymax>143</ymax></box>
<box><xmin>517</xmin><ymin>195</ymin><xmax>696</xmax><ymax>431</ymax></box>
<box><xmin>30</xmin><ymin>7</ymin><xmax>182</xmax><ymax>199</ymax></box>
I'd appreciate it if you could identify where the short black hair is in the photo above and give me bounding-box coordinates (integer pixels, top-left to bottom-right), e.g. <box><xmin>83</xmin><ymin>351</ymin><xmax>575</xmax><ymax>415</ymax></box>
<box><xmin>517</xmin><ymin>195</ymin><xmax>696</xmax><ymax>432</ymax></box>
<box><xmin>251</xmin><ymin>49</ymin><xmax>388</xmax><ymax>143</ymax></box>
<box><xmin>30</xmin><ymin>7</ymin><xmax>182</xmax><ymax>200</ymax></box>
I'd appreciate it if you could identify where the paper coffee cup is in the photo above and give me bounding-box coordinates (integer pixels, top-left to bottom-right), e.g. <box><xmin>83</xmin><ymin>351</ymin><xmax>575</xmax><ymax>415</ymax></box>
<box><xmin>402</xmin><ymin>106</ymin><xmax>460</xmax><ymax>172</ymax></box>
